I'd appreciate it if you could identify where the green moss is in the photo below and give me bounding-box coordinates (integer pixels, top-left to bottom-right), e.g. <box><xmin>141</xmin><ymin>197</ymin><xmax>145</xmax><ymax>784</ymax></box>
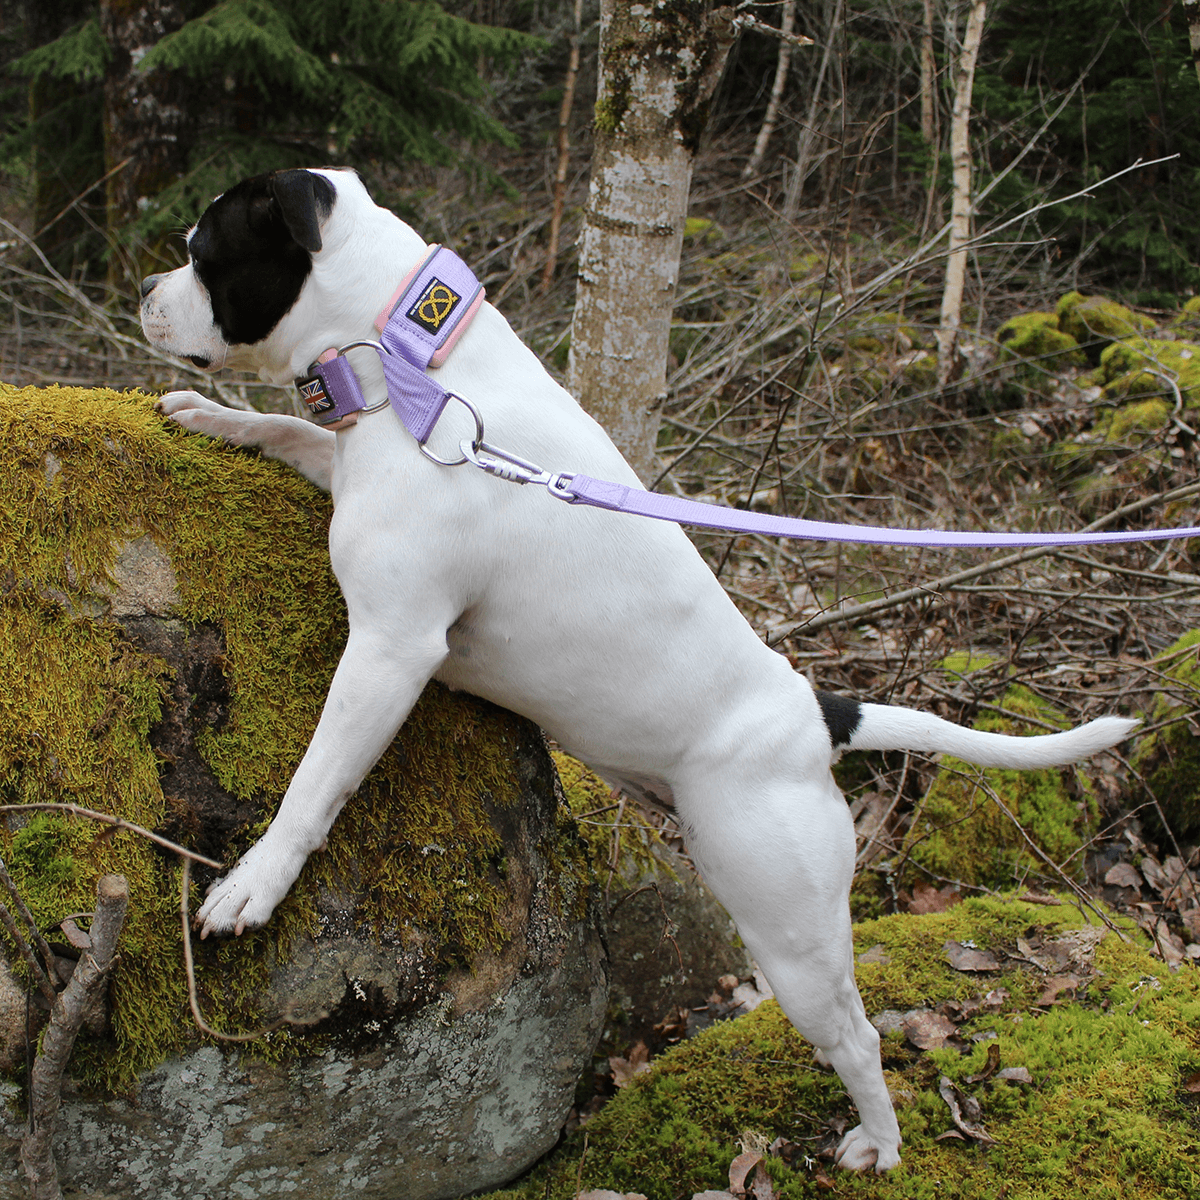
<box><xmin>552</xmin><ymin>751</ymin><xmax>670</xmax><ymax>883</ymax></box>
<box><xmin>996</xmin><ymin>312</ymin><xmax>1086</xmax><ymax>369</ymax></box>
<box><xmin>1102</xmin><ymin>397</ymin><xmax>1172</xmax><ymax>443</ymax></box>
<box><xmin>0</xmin><ymin>385</ymin><xmax>561</xmax><ymax>1091</ymax></box>
<box><xmin>1170</xmin><ymin>295</ymin><xmax>1200</xmax><ymax>337</ymax></box>
<box><xmin>901</xmin><ymin>685</ymin><xmax>1094</xmax><ymax>892</ymax></box>
<box><xmin>1132</xmin><ymin>630</ymin><xmax>1200</xmax><ymax>843</ymax></box>
<box><xmin>1090</xmin><ymin>337</ymin><xmax>1200</xmax><ymax>410</ymax></box>
<box><xmin>478</xmin><ymin>898</ymin><xmax>1200</xmax><ymax>1200</ymax></box>
<box><xmin>1056</xmin><ymin>292</ymin><xmax>1156</xmax><ymax>361</ymax></box>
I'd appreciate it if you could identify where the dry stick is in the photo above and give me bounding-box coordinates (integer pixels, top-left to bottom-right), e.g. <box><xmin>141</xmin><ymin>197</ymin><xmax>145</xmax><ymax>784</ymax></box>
<box><xmin>540</xmin><ymin>0</ymin><xmax>584</xmax><ymax>293</ymax></box>
<box><xmin>0</xmin><ymin>857</ymin><xmax>59</xmax><ymax>998</ymax></box>
<box><xmin>0</xmin><ymin>896</ymin><xmax>56</xmax><ymax>1009</ymax></box>
<box><xmin>742</xmin><ymin>0</ymin><xmax>799</xmax><ymax>180</ymax></box>
<box><xmin>179</xmin><ymin>860</ymin><xmax>325</xmax><ymax>1042</ymax></box>
<box><xmin>771</xmin><ymin>477</ymin><xmax>1200</xmax><ymax>644</ymax></box>
<box><xmin>21</xmin><ymin>874</ymin><xmax>130</xmax><ymax>1200</ymax></box>
<box><xmin>0</xmin><ymin>804</ymin><xmax>223</xmax><ymax>869</ymax></box>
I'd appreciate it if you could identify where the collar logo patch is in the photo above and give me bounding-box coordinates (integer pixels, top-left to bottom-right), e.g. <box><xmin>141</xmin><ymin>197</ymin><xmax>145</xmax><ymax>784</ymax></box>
<box><xmin>407</xmin><ymin>277</ymin><xmax>461</xmax><ymax>334</ymax></box>
<box><xmin>297</xmin><ymin>375</ymin><xmax>333</xmax><ymax>414</ymax></box>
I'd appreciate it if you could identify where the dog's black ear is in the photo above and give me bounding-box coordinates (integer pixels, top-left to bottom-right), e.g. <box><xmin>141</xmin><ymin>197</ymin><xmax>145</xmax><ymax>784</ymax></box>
<box><xmin>269</xmin><ymin>170</ymin><xmax>335</xmax><ymax>254</ymax></box>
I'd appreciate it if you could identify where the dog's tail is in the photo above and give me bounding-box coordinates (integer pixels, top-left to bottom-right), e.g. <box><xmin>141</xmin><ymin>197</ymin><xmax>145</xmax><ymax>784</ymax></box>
<box><xmin>814</xmin><ymin>690</ymin><xmax>1138</xmax><ymax>769</ymax></box>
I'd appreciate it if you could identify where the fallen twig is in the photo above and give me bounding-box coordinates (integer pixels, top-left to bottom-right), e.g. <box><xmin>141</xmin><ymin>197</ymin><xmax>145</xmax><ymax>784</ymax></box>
<box><xmin>21</xmin><ymin>875</ymin><xmax>129</xmax><ymax>1200</ymax></box>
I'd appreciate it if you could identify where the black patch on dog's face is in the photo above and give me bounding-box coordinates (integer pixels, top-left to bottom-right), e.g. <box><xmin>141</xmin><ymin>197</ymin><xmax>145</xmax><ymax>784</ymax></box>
<box><xmin>188</xmin><ymin>170</ymin><xmax>335</xmax><ymax>346</ymax></box>
<box><xmin>814</xmin><ymin>689</ymin><xmax>862</xmax><ymax>749</ymax></box>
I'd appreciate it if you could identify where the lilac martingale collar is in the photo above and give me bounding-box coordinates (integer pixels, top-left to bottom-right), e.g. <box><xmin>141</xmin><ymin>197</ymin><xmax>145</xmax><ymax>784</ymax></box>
<box><xmin>295</xmin><ymin>245</ymin><xmax>486</xmax><ymax>437</ymax></box>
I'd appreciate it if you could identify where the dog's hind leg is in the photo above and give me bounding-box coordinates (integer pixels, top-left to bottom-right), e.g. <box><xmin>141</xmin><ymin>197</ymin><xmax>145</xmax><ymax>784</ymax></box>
<box><xmin>684</xmin><ymin>780</ymin><xmax>901</xmax><ymax>1172</ymax></box>
<box><xmin>158</xmin><ymin>390</ymin><xmax>336</xmax><ymax>491</ymax></box>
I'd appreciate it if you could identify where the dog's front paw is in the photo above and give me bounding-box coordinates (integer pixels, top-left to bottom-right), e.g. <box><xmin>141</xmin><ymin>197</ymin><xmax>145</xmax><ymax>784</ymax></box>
<box><xmin>834</xmin><ymin>1125</ymin><xmax>901</xmax><ymax>1173</ymax></box>
<box><xmin>196</xmin><ymin>839</ymin><xmax>305</xmax><ymax>938</ymax></box>
<box><xmin>157</xmin><ymin>390</ymin><xmax>261</xmax><ymax>445</ymax></box>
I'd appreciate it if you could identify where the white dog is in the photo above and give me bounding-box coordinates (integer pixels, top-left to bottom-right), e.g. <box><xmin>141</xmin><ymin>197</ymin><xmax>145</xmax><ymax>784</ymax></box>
<box><xmin>140</xmin><ymin>167</ymin><xmax>1136</xmax><ymax>1172</ymax></box>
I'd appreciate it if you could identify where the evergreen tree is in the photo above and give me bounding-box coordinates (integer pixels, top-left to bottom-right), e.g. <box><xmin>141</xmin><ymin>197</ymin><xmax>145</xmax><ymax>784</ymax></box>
<box><xmin>7</xmin><ymin>0</ymin><xmax>540</xmax><ymax>274</ymax></box>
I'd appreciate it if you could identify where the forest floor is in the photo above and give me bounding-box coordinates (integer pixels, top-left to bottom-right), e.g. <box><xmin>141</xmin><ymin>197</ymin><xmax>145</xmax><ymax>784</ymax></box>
<box><xmin>3</xmin><ymin>129</ymin><xmax>1199</xmax><ymax>971</ymax></box>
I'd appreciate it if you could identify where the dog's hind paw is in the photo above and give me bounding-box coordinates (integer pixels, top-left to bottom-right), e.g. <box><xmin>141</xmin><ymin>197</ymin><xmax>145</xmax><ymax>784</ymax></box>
<box><xmin>834</xmin><ymin>1125</ymin><xmax>901</xmax><ymax>1173</ymax></box>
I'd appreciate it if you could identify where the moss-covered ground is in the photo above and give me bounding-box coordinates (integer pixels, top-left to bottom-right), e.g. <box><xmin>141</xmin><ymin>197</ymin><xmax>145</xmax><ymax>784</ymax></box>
<box><xmin>480</xmin><ymin>897</ymin><xmax>1200</xmax><ymax>1200</ymax></box>
<box><xmin>0</xmin><ymin>384</ymin><xmax>552</xmax><ymax>1091</ymax></box>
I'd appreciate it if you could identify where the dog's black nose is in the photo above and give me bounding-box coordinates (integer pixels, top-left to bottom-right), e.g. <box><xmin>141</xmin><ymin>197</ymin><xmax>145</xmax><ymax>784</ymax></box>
<box><xmin>140</xmin><ymin>274</ymin><xmax>162</xmax><ymax>299</ymax></box>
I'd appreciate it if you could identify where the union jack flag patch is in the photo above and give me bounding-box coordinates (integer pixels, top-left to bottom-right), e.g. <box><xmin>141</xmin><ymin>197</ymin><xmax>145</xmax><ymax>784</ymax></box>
<box><xmin>297</xmin><ymin>375</ymin><xmax>333</xmax><ymax>415</ymax></box>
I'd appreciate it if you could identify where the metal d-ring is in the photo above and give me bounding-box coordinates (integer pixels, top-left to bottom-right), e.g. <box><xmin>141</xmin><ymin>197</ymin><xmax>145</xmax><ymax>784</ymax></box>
<box><xmin>418</xmin><ymin>392</ymin><xmax>485</xmax><ymax>467</ymax></box>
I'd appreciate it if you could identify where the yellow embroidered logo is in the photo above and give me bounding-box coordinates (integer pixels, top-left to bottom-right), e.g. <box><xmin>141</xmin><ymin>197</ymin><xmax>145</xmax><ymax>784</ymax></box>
<box><xmin>407</xmin><ymin>278</ymin><xmax>461</xmax><ymax>333</ymax></box>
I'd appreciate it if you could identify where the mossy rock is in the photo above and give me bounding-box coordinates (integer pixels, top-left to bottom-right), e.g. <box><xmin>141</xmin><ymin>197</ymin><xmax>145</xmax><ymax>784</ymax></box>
<box><xmin>1099</xmin><ymin>396</ymin><xmax>1172</xmax><ymax>444</ymax></box>
<box><xmin>1087</xmin><ymin>337</ymin><xmax>1200</xmax><ymax>410</ymax></box>
<box><xmin>1169</xmin><ymin>295</ymin><xmax>1200</xmax><ymax>338</ymax></box>
<box><xmin>1132</xmin><ymin>630</ymin><xmax>1200</xmax><ymax>844</ymax></box>
<box><xmin>996</xmin><ymin>312</ymin><xmax>1086</xmax><ymax>370</ymax></box>
<box><xmin>1056</xmin><ymin>292</ymin><xmax>1156</xmax><ymax>362</ymax></box>
<box><xmin>0</xmin><ymin>386</ymin><xmax>607</xmax><ymax>1199</ymax></box>
<box><xmin>900</xmin><ymin>681</ymin><xmax>1096</xmax><ymax>893</ymax></box>
<box><xmin>478</xmin><ymin>896</ymin><xmax>1200</xmax><ymax>1199</ymax></box>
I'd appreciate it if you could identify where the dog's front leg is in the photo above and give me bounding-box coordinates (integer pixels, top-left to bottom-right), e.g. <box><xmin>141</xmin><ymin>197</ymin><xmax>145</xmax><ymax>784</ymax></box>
<box><xmin>196</xmin><ymin>627</ymin><xmax>447</xmax><ymax>936</ymax></box>
<box><xmin>158</xmin><ymin>391</ymin><xmax>335</xmax><ymax>491</ymax></box>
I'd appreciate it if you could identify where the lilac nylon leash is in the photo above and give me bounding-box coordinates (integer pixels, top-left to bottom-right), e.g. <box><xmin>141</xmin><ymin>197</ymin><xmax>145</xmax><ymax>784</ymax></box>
<box><xmin>295</xmin><ymin>248</ymin><xmax>1200</xmax><ymax>550</ymax></box>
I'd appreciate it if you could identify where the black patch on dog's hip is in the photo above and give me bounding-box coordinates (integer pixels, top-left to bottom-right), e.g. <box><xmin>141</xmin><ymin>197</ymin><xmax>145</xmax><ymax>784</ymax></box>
<box><xmin>814</xmin><ymin>690</ymin><xmax>861</xmax><ymax>748</ymax></box>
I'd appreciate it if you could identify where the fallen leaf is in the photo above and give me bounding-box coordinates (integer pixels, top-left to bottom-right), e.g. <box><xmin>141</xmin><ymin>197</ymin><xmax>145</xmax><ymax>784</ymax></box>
<box><xmin>935</xmin><ymin>1129</ymin><xmax>967</xmax><ymax>1141</ymax></box>
<box><xmin>691</xmin><ymin>1193</ymin><xmax>735</xmax><ymax>1200</ymax></box>
<box><xmin>1183</xmin><ymin>1070</ymin><xmax>1200</xmax><ymax>1094</ymax></box>
<box><xmin>938</xmin><ymin>1076</ymin><xmax>996</xmax><ymax>1145</ymax></box>
<box><xmin>983</xmin><ymin>987</ymin><xmax>1010</xmax><ymax>1009</ymax></box>
<box><xmin>903</xmin><ymin>1010</ymin><xmax>959</xmax><ymax>1050</ymax></box>
<box><xmin>1038</xmin><ymin>973</ymin><xmax>1081</xmax><ymax>1006</ymax></box>
<box><xmin>1141</xmin><ymin>855</ymin><xmax>1171</xmax><ymax>896</ymax></box>
<box><xmin>728</xmin><ymin>1151</ymin><xmax>762</xmax><ymax>1197</ymax></box>
<box><xmin>945</xmin><ymin>939</ymin><xmax>1000</xmax><ymax>972</ymax></box>
<box><xmin>579</xmin><ymin>1192</ymin><xmax>647</xmax><ymax>1200</ymax></box>
<box><xmin>965</xmin><ymin>1041</ymin><xmax>1002</xmax><ymax>1083</ymax></box>
<box><xmin>812</xmin><ymin>1166</ymin><xmax>836</xmax><ymax>1190</ymax></box>
<box><xmin>996</xmin><ymin>1066</ymin><xmax>1033</xmax><ymax>1084</ymax></box>
<box><xmin>1104</xmin><ymin>862</ymin><xmax>1143</xmax><ymax>890</ymax></box>
<box><xmin>908</xmin><ymin>881</ymin><xmax>961</xmax><ymax>914</ymax></box>
<box><xmin>609</xmin><ymin>1041</ymin><xmax>651</xmax><ymax>1088</ymax></box>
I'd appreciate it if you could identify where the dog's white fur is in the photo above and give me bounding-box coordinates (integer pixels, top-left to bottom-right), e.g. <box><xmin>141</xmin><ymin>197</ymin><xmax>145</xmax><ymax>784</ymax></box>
<box><xmin>142</xmin><ymin>169</ymin><xmax>1136</xmax><ymax>1172</ymax></box>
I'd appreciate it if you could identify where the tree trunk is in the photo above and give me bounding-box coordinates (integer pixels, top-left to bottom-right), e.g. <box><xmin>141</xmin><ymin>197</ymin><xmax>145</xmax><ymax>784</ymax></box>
<box><xmin>782</xmin><ymin>0</ymin><xmax>843</xmax><ymax>221</ymax></box>
<box><xmin>100</xmin><ymin>0</ymin><xmax>192</xmax><ymax>282</ymax></box>
<box><xmin>1185</xmin><ymin>0</ymin><xmax>1200</xmax><ymax>88</ymax></box>
<box><xmin>742</xmin><ymin>0</ymin><xmax>796</xmax><ymax>180</ymax></box>
<box><xmin>22</xmin><ymin>0</ymin><xmax>102</xmax><ymax>274</ymax></box>
<box><xmin>920</xmin><ymin>0</ymin><xmax>936</xmax><ymax>146</ymax></box>
<box><xmin>541</xmin><ymin>0</ymin><xmax>585</xmax><ymax>292</ymax></box>
<box><xmin>568</xmin><ymin>0</ymin><xmax>736</xmax><ymax>483</ymax></box>
<box><xmin>935</xmin><ymin>0</ymin><xmax>986</xmax><ymax>391</ymax></box>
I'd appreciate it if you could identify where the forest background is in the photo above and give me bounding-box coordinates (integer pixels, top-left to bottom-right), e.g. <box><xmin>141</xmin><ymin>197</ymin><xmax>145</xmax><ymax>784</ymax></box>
<box><xmin>4</xmin><ymin>0</ymin><xmax>1200</xmax><ymax>933</ymax></box>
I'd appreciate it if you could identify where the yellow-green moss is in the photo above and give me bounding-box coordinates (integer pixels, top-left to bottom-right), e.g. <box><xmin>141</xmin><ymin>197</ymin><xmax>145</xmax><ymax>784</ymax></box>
<box><xmin>901</xmin><ymin>683</ymin><xmax>1094</xmax><ymax>892</ymax></box>
<box><xmin>0</xmin><ymin>385</ymin><xmax>547</xmax><ymax>1090</ymax></box>
<box><xmin>1056</xmin><ymin>292</ymin><xmax>1156</xmax><ymax>358</ymax></box>
<box><xmin>996</xmin><ymin>312</ymin><xmax>1086</xmax><ymax>370</ymax></box>
<box><xmin>477</xmin><ymin>897</ymin><xmax>1200</xmax><ymax>1200</ymax></box>
<box><xmin>1170</xmin><ymin>295</ymin><xmax>1200</xmax><ymax>337</ymax></box>
<box><xmin>1087</xmin><ymin>337</ymin><xmax>1200</xmax><ymax>411</ymax></box>
<box><xmin>1131</xmin><ymin>629</ymin><xmax>1200</xmax><ymax>843</ymax></box>
<box><xmin>552</xmin><ymin>750</ymin><xmax>669</xmax><ymax>882</ymax></box>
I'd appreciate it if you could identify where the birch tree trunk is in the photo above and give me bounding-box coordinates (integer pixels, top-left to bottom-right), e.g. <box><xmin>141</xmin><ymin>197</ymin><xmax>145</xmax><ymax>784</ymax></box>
<box><xmin>742</xmin><ymin>0</ymin><xmax>796</xmax><ymax>180</ymax></box>
<box><xmin>541</xmin><ymin>0</ymin><xmax>585</xmax><ymax>292</ymax></box>
<box><xmin>568</xmin><ymin>0</ymin><xmax>736</xmax><ymax>483</ymax></box>
<box><xmin>782</xmin><ymin>0</ymin><xmax>843</xmax><ymax>222</ymax></box>
<box><xmin>935</xmin><ymin>0</ymin><xmax>986</xmax><ymax>390</ymax></box>
<box><xmin>1185</xmin><ymin>0</ymin><xmax>1200</xmax><ymax>88</ymax></box>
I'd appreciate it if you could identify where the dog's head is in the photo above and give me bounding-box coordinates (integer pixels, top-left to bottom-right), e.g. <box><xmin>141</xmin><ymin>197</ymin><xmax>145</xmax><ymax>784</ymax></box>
<box><xmin>140</xmin><ymin>168</ymin><xmax>419</xmax><ymax>386</ymax></box>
